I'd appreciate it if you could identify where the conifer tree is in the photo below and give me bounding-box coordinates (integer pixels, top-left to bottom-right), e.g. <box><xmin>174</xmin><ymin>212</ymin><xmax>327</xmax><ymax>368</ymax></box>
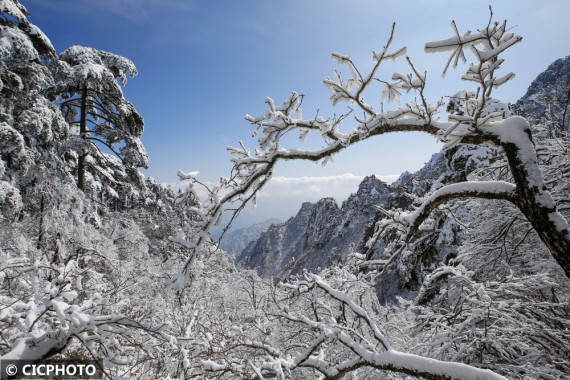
<box><xmin>51</xmin><ymin>45</ymin><xmax>148</xmax><ymax>202</ymax></box>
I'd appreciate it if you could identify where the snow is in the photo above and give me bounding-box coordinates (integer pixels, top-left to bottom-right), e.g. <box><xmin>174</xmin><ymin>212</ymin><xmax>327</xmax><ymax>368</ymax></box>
<box><xmin>24</xmin><ymin>23</ymin><xmax>55</xmax><ymax>58</ymax></box>
<box><xmin>0</xmin><ymin>0</ymin><xmax>28</xmax><ymax>23</ymax></box>
<box><xmin>0</xmin><ymin>180</ymin><xmax>23</xmax><ymax>213</ymax></box>
<box><xmin>171</xmin><ymin>272</ymin><xmax>186</xmax><ymax>289</ymax></box>
<box><xmin>1</xmin><ymin>335</ymin><xmax>63</xmax><ymax>361</ymax></box>
<box><xmin>381</xmin><ymin>81</ymin><xmax>402</xmax><ymax>104</ymax></box>
<box><xmin>200</xmin><ymin>359</ymin><xmax>225</xmax><ymax>371</ymax></box>
<box><xmin>0</xmin><ymin>26</ymin><xmax>37</xmax><ymax>60</ymax></box>
<box><xmin>60</xmin><ymin>45</ymin><xmax>138</xmax><ymax>84</ymax></box>
<box><xmin>331</xmin><ymin>52</ymin><xmax>360</xmax><ymax>81</ymax></box>
<box><xmin>177</xmin><ymin>169</ymin><xmax>200</xmax><ymax>180</ymax></box>
<box><xmin>548</xmin><ymin>211</ymin><xmax>570</xmax><ymax>233</ymax></box>
<box><xmin>374</xmin><ymin>349</ymin><xmax>507</xmax><ymax>380</ymax></box>
<box><xmin>425</xmin><ymin>29</ymin><xmax>485</xmax><ymax>53</ymax></box>
<box><xmin>483</xmin><ymin>116</ymin><xmax>543</xmax><ymax>187</ymax></box>
<box><xmin>380</xmin><ymin>46</ymin><xmax>407</xmax><ymax>62</ymax></box>
<box><xmin>404</xmin><ymin>181</ymin><xmax>516</xmax><ymax>226</ymax></box>
<box><xmin>51</xmin><ymin>299</ymin><xmax>69</xmax><ymax>320</ymax></box>
<box><xmin>69</xmin><ymin>311</ymin><xmax>91</xmax><ymax>328</ymax></box>
<box><xmin>313</xmin><ymin>275</ymin><xmax>391</xmax><ymax>350</ymax></box>
<box><xmin>488</xmin><ymin>72</ymin><xmax>515</xmax><ymax>88</ymax></box>
<box><xmin>473</xmin><ymin>34</ymin><xmax>522</xmax><ymax>63</ymax></box>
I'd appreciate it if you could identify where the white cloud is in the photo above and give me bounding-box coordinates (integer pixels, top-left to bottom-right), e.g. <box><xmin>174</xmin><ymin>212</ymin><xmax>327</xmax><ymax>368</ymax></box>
<box><xmin>269</xmin><ymin>173</ymin><xmax>399</xmax><ymax>185</ymax></box>
<box><xmin>257</xmin><ymin>173</ymin><xmax>399</xmax><ymax>200</ymax></box>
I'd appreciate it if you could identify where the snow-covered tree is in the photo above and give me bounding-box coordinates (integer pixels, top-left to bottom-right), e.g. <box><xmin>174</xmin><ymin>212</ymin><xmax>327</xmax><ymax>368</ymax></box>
<box><xmin>0</xmin><ymin>0</ymin><xmax>67</xmax><ymax>178</ymax></box>
<box><xmin>0</xmin><ymin>1</ymin><xmax>161</xmax><ymax>372</ymax></box>
<box><xmin>50</xmin><ymin>45</ymin><xmax>148</xmax><ymax>202</ymax></box>
<box><xmin>164</xmin><ymin>10</ymin><xmax>568</xmax><ymax>379</ymax></box>
<box><xmin>162</xmin><ymin>254</ymin><xmax>507</xmax><ymax>379</ymax></box>
<box><xmin>0</xmin><ymin>0</ymin><xmax>71</xmax><ymax>240</ymax></box>
<box><xmin>182</xmin><ymin>11</ymin><xmax>569</xmax><ymax>278</ymax></box>
<box><xmin>0</xmin><ymin>176</ymin><xmax>164</xmax><ymax>372</ymax></box>
<box><xmin>409</xmin><ymin>122</ymin><xmax>569</xmax><ymax>378</ymax></box>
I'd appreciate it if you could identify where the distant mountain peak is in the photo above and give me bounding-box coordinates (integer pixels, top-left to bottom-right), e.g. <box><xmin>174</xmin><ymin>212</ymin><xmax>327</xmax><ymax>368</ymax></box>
<box><xmin>217</xmin><ymin>217</ymin><xmax>281</xmax><ymax>256</ymax></box>
<box><xmin>512</xmin><ymin>55</ymin><xmax>570</xmax><ymax>129</ymax></box>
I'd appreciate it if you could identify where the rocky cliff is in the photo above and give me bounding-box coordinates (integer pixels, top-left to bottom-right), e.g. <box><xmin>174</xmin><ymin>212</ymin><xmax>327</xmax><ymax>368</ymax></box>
<box><xmin>512</xmin><ymin>55</ymin><xmax>569</xmax><ymax>129</ymax></box>
<box><xmin>237</xmin><ymin>176</ymin><xmax>392</xmax><ymax>278</ymax></box>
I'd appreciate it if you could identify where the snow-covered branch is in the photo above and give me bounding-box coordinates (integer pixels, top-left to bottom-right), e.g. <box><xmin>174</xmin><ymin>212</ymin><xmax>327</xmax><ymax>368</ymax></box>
<box><xmin>176</xmin><ymin>10</ymin><xmax>569</xmax><ymax>278</ymax></box>
<box><xmin>274</xmin><ymin>273</ymin><xmax>505</xmax><ymax>379</ymax></box>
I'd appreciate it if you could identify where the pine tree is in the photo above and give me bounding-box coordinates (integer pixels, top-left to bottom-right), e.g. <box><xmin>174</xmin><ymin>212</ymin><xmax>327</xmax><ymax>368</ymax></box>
<box><xmin>50</xmin><ymin>45</ymin><xmax>148</xmax><ymax>203</ymax></box>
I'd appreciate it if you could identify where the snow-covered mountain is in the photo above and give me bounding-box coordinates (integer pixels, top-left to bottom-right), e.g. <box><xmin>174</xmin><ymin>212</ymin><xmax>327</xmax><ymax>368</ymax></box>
<box><xmin>216</xmin><ymin>218</ymin><xmax>281</xmax><ymax>255</ymax></box>
<box><xmin>512</xmin><ymin>55</ymin><xmax>569</xmax><ymax>129</ymax></box>
<box><xmin>237</xmin><ymin>175</ymin><xmax>392</xmax><ymax>278</ymax></box>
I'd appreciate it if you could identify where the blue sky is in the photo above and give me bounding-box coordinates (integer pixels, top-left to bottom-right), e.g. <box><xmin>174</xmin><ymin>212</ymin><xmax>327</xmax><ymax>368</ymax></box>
<box><xmin>25</xmin><ymin>0</ymin><xmax>570</xmax><ymax>227</ymax></box>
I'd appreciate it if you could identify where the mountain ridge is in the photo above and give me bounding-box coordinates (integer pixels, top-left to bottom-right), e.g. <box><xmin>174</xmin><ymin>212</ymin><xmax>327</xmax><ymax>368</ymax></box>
<box><xmin>237</xmin><ymin>175</ymin><xmax>392</xmax><ymax>278</ymax></box>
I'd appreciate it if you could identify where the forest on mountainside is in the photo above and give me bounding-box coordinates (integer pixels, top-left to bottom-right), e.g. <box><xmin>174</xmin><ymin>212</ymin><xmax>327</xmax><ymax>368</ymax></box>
<box><xmin>1</xmin><ymin>1</ymin><xmax>568</xmax><ymax>378</ymax></box>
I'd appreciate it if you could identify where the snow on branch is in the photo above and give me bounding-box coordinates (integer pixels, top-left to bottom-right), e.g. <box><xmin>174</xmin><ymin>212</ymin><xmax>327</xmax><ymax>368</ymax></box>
<box><xmin>362</xmin><ymin>181</ymin><xmax>517</xmax><ymax>276</ymax></box>
<box><xmin>404</xmin><ymin>181</ymin><xmax>516</xmax><ymax>240</ymax></box>
<box><xmin>1</xmin><ymin>315</ymin><xmax>163</xmax><ymax>362</ymax></box>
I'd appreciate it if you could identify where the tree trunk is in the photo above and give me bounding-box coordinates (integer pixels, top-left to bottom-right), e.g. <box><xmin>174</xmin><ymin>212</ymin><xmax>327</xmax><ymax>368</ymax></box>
<box><xmin>37</xmin><ymin>194</ymin><xmax>45</xmax><ymax>250</ymax></box>
<box><xmin>77</xmin><ymin>86</ymin><xmax>88</xmax><ymax>191</ymax></box>
<box><xmin>498</xmin><ymin>127</ymin><xmax>570</xmax><ymax>277</ymax></box>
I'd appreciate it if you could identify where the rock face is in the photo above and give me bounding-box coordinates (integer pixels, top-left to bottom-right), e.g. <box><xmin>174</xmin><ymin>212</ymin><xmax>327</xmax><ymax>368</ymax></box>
<box><xmin>237</xmin><ymin>176</ymin><xmax>391</xmax><ymax>278</ymax></box>
<box><xmin>217</xmin><ymin>218</ymin><xmax>281</xmax><ymax>256</ymax></box>
<box><xmin>512</xmin><ymin>55</ymin><xmax>570</xmax><ymax>129</ymax></box>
